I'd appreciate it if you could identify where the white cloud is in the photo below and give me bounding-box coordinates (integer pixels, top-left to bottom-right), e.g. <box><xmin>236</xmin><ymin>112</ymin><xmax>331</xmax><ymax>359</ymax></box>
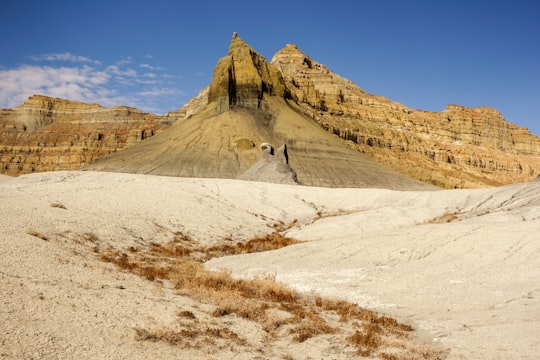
<box><xmin>0</xmin><ymin>65</ymin><xmax>117</xmax><ymax>108</ymax></box>
<box><xmin>137</xmin><ymin>87</ymin><xmax>185</xmax><ymax>97</ymax></box>
<box><xmin>106</xmin><ymin>65</ymin><xmax>137</xmax><ymax>77</ymax></box>
<box><xmin>30</xmin><ymin>52</ymin><xmax>100</xmax><ymax>65</ymax></box>
<box><xmin>0</xmin><ymin>53</ymin><xmax>187</xmax><ymax>114</ymax></box>
<box><xmin>140</xmin><ymin>63</ymin><xmax>163</xmax><ymax>71</ymax></box>
<box><xmin>163</xmin><ymin>73</ymin><xmax>183</xmax><ymax>79</ymax></box>
<box><xmin>135</xmin><ymin>79</ymin><xmax>160</xmax><ymax>85</ymax></box>
<box><xmin>116</xmin><ymin>57</ymin><xmax>133</xmax><ymax>66</ymax></box>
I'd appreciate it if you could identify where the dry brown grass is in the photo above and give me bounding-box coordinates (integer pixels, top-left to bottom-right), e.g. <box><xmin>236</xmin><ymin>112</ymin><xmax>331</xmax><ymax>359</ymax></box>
<box><xmin>426</xmin><ymin>211</ymin><xmax>460</xmax><ymax>224</ymax></box>
<box><xmin>113</xmin><ymin>231</ymin><xmax>302</xmax><ymax>263</ymax></box>
<box><xmin>50</xmin><ymin>202</ymin><xmax>67</xmax><ymax>209</ymax></box>
<box><xmin>289</xmin><ymin>312</ymin><xmax>337</xmax><ymax>343</ymax></box>
<box><xmin>27</xmin><ymin>229</ymin><xmax>48</xmax><ymax>241</ymax></box>
<box><xmin>134</xmin><ymin>325</ymin><xmax>248</xmax><ymax>349</ymax></box>
<box><xmin>176</xmin><ymin>310</ymin><xmax>196</xmax><ymax>320</ymax></box>
<box><xmin>347</xmin><ymin>323</ymin><xmax>383</xmax><ymax>356</ymax></box>
<box><xmin>202</xmin><ymin>233</ymin><xmax>302</xmax><ymax>260</ymax></box>
<box><xmin>91</xmin><ymin>230</ymin><xmax>444</xmax><ymax>358</ymax></box>
<box><xmin>81</xmin><ymin>232</ymin><xmax>99</xmax><ymax>243</ymax></box>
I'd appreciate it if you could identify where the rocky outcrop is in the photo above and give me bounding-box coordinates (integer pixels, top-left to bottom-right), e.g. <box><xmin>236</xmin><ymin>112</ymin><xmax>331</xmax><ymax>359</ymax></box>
<box><xmin>208</xmin><ymin>33</ymin><xmax>289</xmax><ymax>113</ymax></box>
<box><xmin>272</xmin><ymin>44</ymin><xmax>540</xmax><ymax>188</ymax></box>
<box><xmin>87</xmin><ymin>35</ymin><xmax>433</xmax><ymax>190</ymax></box>
<box><xmin>167</xmin><ymin>87</ymin><xmax>209</xmax><ymax>119</ymax></box>
<box><xmin>0</xmin><ymin>95</ymin><xmax>175</xmax><ymax>175</ymax></box>
<box><xmin>3</xmin><ymin>35</ymin><xmax>539</xmax><ymax>188</ymax></box>
<box><xmin>237</xmin><ymin>143</ymin><xmax>298</xmax><ymax>185</ymax></box>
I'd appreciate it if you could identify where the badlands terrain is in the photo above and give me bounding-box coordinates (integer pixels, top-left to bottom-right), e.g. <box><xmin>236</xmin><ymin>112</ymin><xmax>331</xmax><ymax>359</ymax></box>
<box><xmin>3</xmin><ymin>34</ymin><xmax>540</xmax><ymax>189</ymax></box>
<box><xmin>1</xmin><ymin>170</ymin><xmax>539</xmax><ymax>359</ymax></box>
<box><xmin>2</xmin><ymin>33</ymin><xmax>540</xmax><ymax>360</ymax></box>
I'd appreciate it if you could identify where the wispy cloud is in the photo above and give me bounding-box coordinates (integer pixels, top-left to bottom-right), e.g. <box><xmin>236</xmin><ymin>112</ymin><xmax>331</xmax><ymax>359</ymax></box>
<box><xmin>140</xmin><ymin>63</ymin><xmax>163</xmax><ymax>71</ymax></box>
<box><xmin>30</xmin><ymin>52</ymin><xmax>101</xmax><ymax>65</ymax></box>
<box><xmin>106</xmin><ymin>65</ymin><xmax>138</xmax><ymax>78</ymax></box>
<box><xmin>138</xmin><ymin>87</ymin><xmax>185</xmax><ymax>97</ymax></box>
<box><xmin>0</xmin><ymin>52</ymin><xmax>186</xmax><ymax>114</ymax></box>
<box><xmin>164</xmin><ymin>74</ymin><xmax>183</xmax><ymax>79</ymax></box>
<box><xmin>116</xmin><ymin>57</ymin><xmax>133</xmax><ymax>66</ymax></box>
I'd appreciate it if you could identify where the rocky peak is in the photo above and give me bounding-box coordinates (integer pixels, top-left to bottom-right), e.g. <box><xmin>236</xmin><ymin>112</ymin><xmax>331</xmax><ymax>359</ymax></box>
<box><xmin>208</xmin><ymin>33</ymin><xmax>288</xmax><ymax>113</ymax></box>
<box><xmin>3</xmin><ymin>36</ymin><xmax>540</xmax><ymax>188</ymax></box>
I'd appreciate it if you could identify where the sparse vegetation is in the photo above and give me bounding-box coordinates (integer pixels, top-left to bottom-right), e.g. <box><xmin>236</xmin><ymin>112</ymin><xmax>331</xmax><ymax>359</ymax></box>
<box><xmin>426</xmin><ymin>209</ymin><xmax>463</xmax><ymax>224</ymax></box>
<box><xmin>27</xmin><ymin>229</ymin><xmax>48</xmax><ymax>241</ymax></box>
<box><xmin>134</xmin><ymin>326</ymin><xmax>247</xmax><ymax>350</ymax></box>
<box><xmin>347</xmin><ymin>324</ymin><xmax>383</xmax><ymax>356</ymax></box>
<box><xmin>89</xmin><ymin>229</ymin><xmax>444</xmax><ymax>358</ymax></box>
<box><xmin>82</xmin><ymin>232</ymin><xmax>99</xmax><ymax>243</ymax></box>
<box><xmin>201</xmin><ymin>232</ymin><xmax>302</xmax><ymax>260</ymax></box>
<box><xmin>50</xmin><ymin>202</ymin><xmax>67</xmax><ymax>209</ymax></box>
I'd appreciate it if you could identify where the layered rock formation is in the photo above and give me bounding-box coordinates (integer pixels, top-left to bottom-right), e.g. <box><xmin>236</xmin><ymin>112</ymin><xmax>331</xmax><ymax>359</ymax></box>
<box><xmin>2</xmin><ymin>35</ymin><xmax>538</xmax><ymax>188</ymax></box>
<box><xmin>208</xmin><ymin>33</ymin><xmax>289</xmax><ymax>112</ymax></box>
<box><xmin>271</xmin><ymin>44</ymin><xmax>540</xmax><ymax>188</ymax></box>
<box><xmin>0</xmin><ymin>95</ymin><xmax>174</xmax><ymax>175</ymax></box>
<box><xmin>87</xmin><ymin>34</ymin><xmax>433</xmax><ymax>190</ymax></box>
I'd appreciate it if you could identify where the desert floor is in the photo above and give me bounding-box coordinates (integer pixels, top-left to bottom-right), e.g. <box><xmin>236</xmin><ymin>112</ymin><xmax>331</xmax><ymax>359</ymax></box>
<box><xmin>1</xmin><ymin>171</ymin><xmax>538</xmax><ymax>359</ymax></box>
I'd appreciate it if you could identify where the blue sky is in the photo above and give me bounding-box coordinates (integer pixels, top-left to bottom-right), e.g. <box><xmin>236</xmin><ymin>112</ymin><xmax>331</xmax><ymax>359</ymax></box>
<box><xmin>1</xmin><ymin>0</ymin><xmax>539</xmax><ymax>136</ymax></box>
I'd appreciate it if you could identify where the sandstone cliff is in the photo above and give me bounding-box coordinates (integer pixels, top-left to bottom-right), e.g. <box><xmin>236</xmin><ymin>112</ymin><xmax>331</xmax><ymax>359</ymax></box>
<box><xmin>271</xmin><ymin>44</ymin><xmax>540</xmax><ymax>188</ymax></box>
<box><xmin>87</xmin><ymin>35</ymin><xmax>433</xmax><ymax>190</ymax></box>
<box><xmin>0</xmin><ymin>95</ymin><xmax>174</xmax><ymax>175</ymax></box>
<box><xmin>2</xmin><ymin>36</ymin><xmax>539</xmax><ymax>188</ymax></box>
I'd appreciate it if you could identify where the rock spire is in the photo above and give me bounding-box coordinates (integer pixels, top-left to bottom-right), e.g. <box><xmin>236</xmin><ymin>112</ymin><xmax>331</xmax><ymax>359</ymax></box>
<box><xmin>208</xmin><ymin>33</ymin><xmax>288</xmax><ymax>112</ymax></box>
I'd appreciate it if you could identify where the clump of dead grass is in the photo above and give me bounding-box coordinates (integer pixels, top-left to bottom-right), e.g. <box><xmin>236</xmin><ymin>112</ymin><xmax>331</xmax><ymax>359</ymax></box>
<box><xmin>202</xmin><ymin>233</ymin><xmax>302</xmax><ymax>260</ymax></box>
<box><xmin>27</xmin><ymin>229</ymin><xmax>48</xmax><ymax>241</ymax></box>
<box><xmin>134</xmin><ymin>325</ymin><xmax>247</xmax><ymax>350</ymax></box>
<box><xmin>289</xmin><ymin>312</ymin><xmax>337</xmax><ymax>342</ymax></box>
<box><xmin>177</xmin><ymin>310</ymin><xmax>196</xmax><ymax>320</ymax></box>
<box><xmin>50</xmin><ymin>202</ymin><xmax>67</xmax><ymax>209</ymax></box>
<box><xmin>426</xmin><ymin>211</ymin><xmax>460</xmax><ymax>224</ymax></box>
<box><xmin>347</xmin><ymin>323</ymin><xmax>383</xmax><ymax>356</ymax></box>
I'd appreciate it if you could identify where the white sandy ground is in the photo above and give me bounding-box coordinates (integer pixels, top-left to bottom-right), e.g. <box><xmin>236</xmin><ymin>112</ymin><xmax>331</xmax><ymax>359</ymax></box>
<box><xmin>0</xmin><ymin>171</ymin><xmax>538</xmax><ymax>359</ymax></box>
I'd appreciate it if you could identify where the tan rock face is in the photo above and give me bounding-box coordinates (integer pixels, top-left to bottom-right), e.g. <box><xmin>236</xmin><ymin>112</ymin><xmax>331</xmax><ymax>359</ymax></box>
<box><xmin>0</xmin><ymin>95</ymin><xmax>174</xmax><ymax>176</ymax></box>
<box><xmin>2</xmin><ymin>37</ymin><xmax>539</xmax><ymax>188</ymax></box>
<box><xmin>272</xmin><ymin>44</ymin><xmax>540</xmax><ymax>188</ymax></box>
<box><xmin>208</xmin><ymin>33</ymin><xmax>288</xmax><ymax>113</ymax></box>
<box><xmin>86</xmin><ymin>36</ymin><xmax>433</xmax><ymax>190</ymax></box>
